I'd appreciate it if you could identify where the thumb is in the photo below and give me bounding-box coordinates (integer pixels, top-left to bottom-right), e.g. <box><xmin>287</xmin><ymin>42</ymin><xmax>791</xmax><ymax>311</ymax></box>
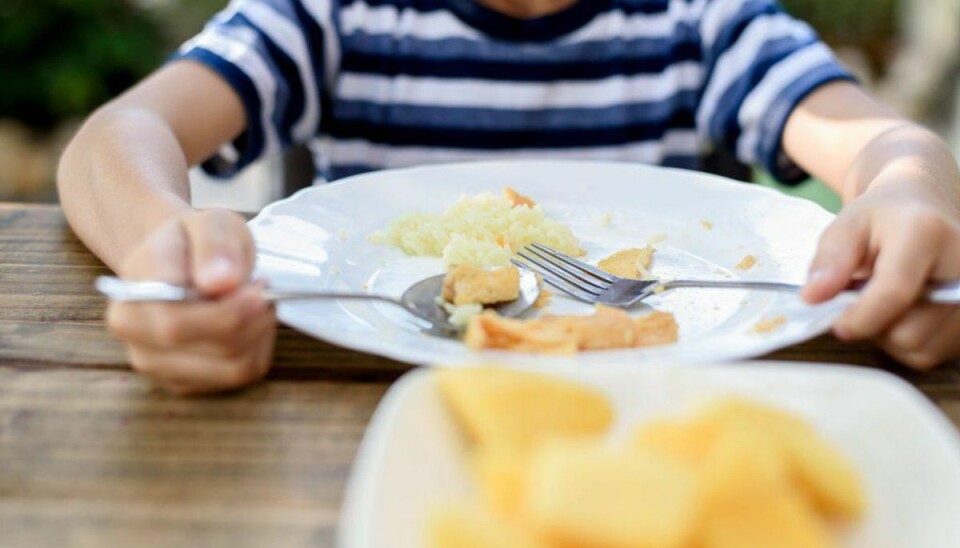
<box><xmin>801</xmin><ymin>215</ymin><xmax>869</xmax><ymax>304</ymax></box>
<box><xmin>180</xmin><ymin>209</ymin><xmax>255</xmax><ymax>297</ymax></box>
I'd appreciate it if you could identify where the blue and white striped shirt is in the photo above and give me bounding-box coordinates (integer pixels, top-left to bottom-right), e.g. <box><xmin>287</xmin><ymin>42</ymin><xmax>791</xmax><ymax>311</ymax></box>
<box><xmin>176</xmin><ymin>0</ymin><xmax>852</xmax><ymax>184</ymax></box>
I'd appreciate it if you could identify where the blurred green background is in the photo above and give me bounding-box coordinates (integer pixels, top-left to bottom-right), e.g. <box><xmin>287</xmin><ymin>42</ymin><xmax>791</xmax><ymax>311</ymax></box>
<box><xmin>0</xmin><ymin>0</ymin><xmax>956</xmax><ymax>210</ymax></box>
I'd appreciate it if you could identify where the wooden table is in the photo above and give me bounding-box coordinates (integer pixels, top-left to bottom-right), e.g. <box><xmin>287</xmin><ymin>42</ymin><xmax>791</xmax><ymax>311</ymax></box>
<box><xmin>2</xmin><ymin>204</ymin><xmax>958</xmax><ymax>547</ymax></box>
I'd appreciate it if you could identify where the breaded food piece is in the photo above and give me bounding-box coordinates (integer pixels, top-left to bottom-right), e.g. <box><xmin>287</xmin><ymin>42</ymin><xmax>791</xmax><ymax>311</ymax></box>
<box><xmin>598</xmin><ymin>246</ymin><xmax>655</xmax><ymax>280</ymax></box>
<box><xmin>465</xmin><ymin>311</ymin><xmax>580</xmax><ymax>354</ymax></box>
<box><xmin>465</xmin><ymin>305</ymin><xmax>678</xmax><ymax>353</ymax></box>
<box><xmin>503</xmin><ymin>187</ymin><xmax>536</xmax><ymax>208</ymax></box>
<box><xmin>736</xmin><ymin>254</ymin><xmax>757</xmax><ymax>270</ymax></box>
<box><xmin>443</xmin><ymin>264</ymin><xmax>521</xmax><ymax>306</ymax></box>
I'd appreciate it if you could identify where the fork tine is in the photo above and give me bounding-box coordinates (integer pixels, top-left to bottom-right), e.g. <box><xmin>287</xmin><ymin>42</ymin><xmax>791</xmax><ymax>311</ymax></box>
<box><xmin>511</xmin><ymin>259</ymin><xmax>599</xmax><ymax>304</ymax></box>
<box><xmin>529</xmin><ymin>243</ymin><xmax>615</xmax><ymax>284</ymax></box>
<box><xmin>516</xmin><ymin>250</ymin><xmax>602</xmax><ymax>295</ymax></box>
<box><xmin>523</xmin><ymin>246</ymin><xmax>608</xmax><ymax>290</ymax></box>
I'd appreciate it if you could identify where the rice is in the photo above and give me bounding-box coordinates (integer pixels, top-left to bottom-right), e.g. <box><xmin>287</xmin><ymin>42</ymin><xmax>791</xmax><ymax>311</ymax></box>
<box><xmin>370</xmin><ymin>192</ymin><xmax>582</xmax><ymax>267</ymax></box>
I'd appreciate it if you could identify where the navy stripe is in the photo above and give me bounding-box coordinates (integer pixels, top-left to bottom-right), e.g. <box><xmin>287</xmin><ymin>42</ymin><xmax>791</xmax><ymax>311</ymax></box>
<box><xmin>340</xmin><ymin>41</ymin><xmax>701</xmax><ymax>81</ymax></box>
<box><xmin>328</xmin><ymin>163</ymin><xmax>381</xmax><ymax>180</ymax></box>
<box><xmin>710</xmin><ymin>36</ymin><xmax>818</xmax><ymax>152</ymax></box>
<box><xmin>759</xmin><ymin>64</ymin><xmax>854</xmax><ymax>184</ymax></box>
<box><xmin>341</xmin><ymin>27</ymin><xmax>701</xmax><ymax>65</ymax></box>
<box><xmin>290</xmin><ymin>0</ymin><xmax>331</xmax><ymax>135</ymax></box>
<box><xmin>225</xmin><ymin>12</ymin><xmax>304</xmax><ymax>147</ymax></box>
<box><xmin>332</xmin><ymin>92</ymin><xmax>700</xmax><ymax>131</ymax></box>
<box><xmin>174</xmin><ymin>48</ymin><xmax>265</xmax><ymax>177</ymax></box>
<box><xmin>327</xmin><ymin>110</ymin><xmax>696</xmax><ymax>148</ymax></box>
<box><xmin>702</xmin><ymin>0</ymin><xmax>778</xmax><ymax>84</ymax></box>
<box><xmin>443</xmin><ymin>0</ymin><xmax>611</xmax><ymax>41</ymax></box>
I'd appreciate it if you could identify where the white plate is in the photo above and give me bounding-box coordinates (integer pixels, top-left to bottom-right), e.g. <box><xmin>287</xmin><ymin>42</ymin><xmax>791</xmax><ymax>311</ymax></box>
<box><xmin>249</xmin><ymin>160</ymin><xmax>852</xmax><ymax>367</ymax></box>
<box><xmin>338</xmin><ymin>362</ymin><xmax>960</xmax><ymax>548</ymax></box>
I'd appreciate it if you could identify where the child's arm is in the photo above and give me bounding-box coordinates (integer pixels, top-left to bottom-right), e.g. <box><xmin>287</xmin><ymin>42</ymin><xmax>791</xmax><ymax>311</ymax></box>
<box><xmin>58</xmin><ymin>60</ymin><xmax>276</xmax><ymax>394</ymax></box>
<box><xmin>784</xmin><ymin>80</ymin><xmax>960</xmax><ymax>368</ymax></box>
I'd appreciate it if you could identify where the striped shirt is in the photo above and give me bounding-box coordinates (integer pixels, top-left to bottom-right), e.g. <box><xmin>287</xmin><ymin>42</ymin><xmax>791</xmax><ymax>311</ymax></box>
<box><xmin>176</xmin><ymin>0</ymin><xmax>853</xmax><ymax>184</ymax></box>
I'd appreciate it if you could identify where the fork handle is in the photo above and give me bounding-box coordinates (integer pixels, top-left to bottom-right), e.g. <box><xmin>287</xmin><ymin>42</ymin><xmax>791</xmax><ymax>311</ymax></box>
<box><xmin>95</xmin><ymin>276</ymin><xmax>408</xmax><ymax>308</ymax></box>
<box><xmin>662</xmin><ymin>279</ymin><xmax>960</xmax><ymax>304</ymax></box>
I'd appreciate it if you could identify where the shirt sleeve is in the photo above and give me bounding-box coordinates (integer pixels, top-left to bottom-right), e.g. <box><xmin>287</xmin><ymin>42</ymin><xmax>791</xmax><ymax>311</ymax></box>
<box><xmin>172</xmin><ymin>0</ymin><xmax>335</xmax><ymax>178</ymax></box>
<box><xmin>696</xmin><ymin>0</ymin><xmax>855</xmax><ymax>184</ymax></box>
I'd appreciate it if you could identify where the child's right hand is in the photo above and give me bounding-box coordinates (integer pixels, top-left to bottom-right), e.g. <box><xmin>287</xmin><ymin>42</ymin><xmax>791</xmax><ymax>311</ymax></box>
<box><xmin>105</xmin><ymin>210</ymin><xmax>276</xmax><ymax>395</ymax></box>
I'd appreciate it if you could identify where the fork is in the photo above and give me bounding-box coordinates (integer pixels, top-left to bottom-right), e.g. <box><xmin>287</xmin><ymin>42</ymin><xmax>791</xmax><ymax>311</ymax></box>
<box><xmin>512</xmin><ymin>243</ymin><xmax>960</xmax><ymax>307</ymax></box>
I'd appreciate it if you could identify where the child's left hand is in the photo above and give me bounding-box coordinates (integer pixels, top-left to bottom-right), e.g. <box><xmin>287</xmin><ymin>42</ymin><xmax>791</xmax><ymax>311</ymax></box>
<box><xmin>802</xmin><ymin>176</ymin><xmax>960</xmax><ymax>369</ymax></box>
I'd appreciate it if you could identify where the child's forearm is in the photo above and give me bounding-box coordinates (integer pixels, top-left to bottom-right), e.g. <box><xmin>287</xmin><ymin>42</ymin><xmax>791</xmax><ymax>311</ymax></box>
<box><xmin>57</xmin><ymin>61</ymin><xmax>246</xmax><ymax>272</ymax></box>
<box><xmin>58</xmin><ymin>106</ymin><xmax>194</xmax><ymax>271</ymax></box>
<box><xmin>783</xmin><ymin>80</ymin><xmax>960</xmax><ymax>210</ymax></box>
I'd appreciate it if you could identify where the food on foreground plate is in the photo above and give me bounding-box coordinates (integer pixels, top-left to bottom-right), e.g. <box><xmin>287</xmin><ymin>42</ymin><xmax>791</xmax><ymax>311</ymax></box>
<box><xmin>443</xmin><ymin>265</ymin><xmax>520</xmax><ymax>306</ymax></box>
<box><xmin>597</xmin><ymin>246</ymin><xmax>655</xmax><ymax>280</ymax></box>
<box><xmin>436</xmin><ymin>367</ymin><xmax>613</xmax><ymax>453</ymax></box>
<box><xmin>736</xmin><ymin>254</ymin><xmax>757</xmax><ymax>270</ymax></box>
<box><xmin>464</xmin><ymin>305</ymin><xmax>678</xmax><ymax>353</ymax></box>
<box><xmin>429</xmin><ymin>367</ymin><xmax>864</xmax><ymax>548</ymax></box>
<box><xmin>370</xmin><ymin>188</ymin><xmax>582</xmax><ymax>267</ymax></box>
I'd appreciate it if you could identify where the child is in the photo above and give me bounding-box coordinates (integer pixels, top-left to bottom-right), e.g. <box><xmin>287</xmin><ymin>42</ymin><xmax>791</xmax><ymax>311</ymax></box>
<box><xmin>59</xmin><ymin>0</ymin><xmax>960</xmax><ymax>394</ymax></box>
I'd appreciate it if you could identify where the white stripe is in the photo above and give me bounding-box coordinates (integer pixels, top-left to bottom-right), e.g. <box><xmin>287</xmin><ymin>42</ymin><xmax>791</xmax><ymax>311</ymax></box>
<box><xmin>339</xmin><ymin>2</ymin><xmax>483</xmax><ymax>41</ymax></box>
<box><xmin>337</xmin><ymin>62</ymin><xmax>704</xmax><ymax>110</ymax></box>
<box><xmin>320</xmin><ymin>130</ymin><xmax>701</xmax><ymax>171</ymax></box>
<box><xmin>560</xmin><ymin>0</ymin><xmax>708</xmax><ymax>44</ymax></box>
<box><xmin>239</xmin><ymin>2</ymin><xmax>320</xmax><ymax>143</ymax></box>
<box><xmin>183</xmin><ymin>28</ymin><xmax>281</xmax><ymax>158</ymax></box>
<box><xmin>301</xmin><ymin>0</ymin><xmax>341</xmax><ymax>91</ymax></box>
<box><xmin>696</xmin><ymin>13</ymin><xmax>814</xmax><ymax>140</ymax></box>
<box><xmin>700</xmin><ymin>0</ymin><xmax>750</xmax><ymax>48</ymax></box>
<box><xmin>735</xmin><ymin>42</ymin><xmax>835</xmax><ymax>163</ymax></box>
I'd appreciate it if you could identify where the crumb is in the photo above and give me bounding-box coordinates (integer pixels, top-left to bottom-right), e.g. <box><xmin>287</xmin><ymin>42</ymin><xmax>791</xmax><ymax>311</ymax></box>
<box><xmin>328</xmin><ymin>266</ymin><xmax>341</xmax><ymax>275</ymax></box>
<box><xmin>736</xmin><ymin>255</ymin><xmax>757</xmax><ymax>270</ymax></box>
<box><xmin>653</xmin><ymin>284</ymin><xmax>666</xmax><ymax>294</ymax></box>
<box><xmin>361</xmin><ymin>282</ymin><xmax>369</xmax><ymax>291</ymax></box>
<box><xmin>646</xmin><ymin>233</ymin><xmax>667</xmax><ymax>245</ymax></box>
<box><xmin>533</xmin><ymin>288</ymin><xmax>553</xmax><ymax>309</ymax></box>
<box><xmin>443</xmin><ymin>265</ymin><xmax>520</xmax><ymax>306</ymax></box>
<box><xmin>597</xmin><ymin>247</ymin><xmax>655</xmax><ymax>280</ymax></box>
<box><xmin>503</xmin><ymin>187</ymin><xmax>536</xmax><ymax>208</ymax></box>
<box><xmin>337</xmin><ymin>228</ymin><xmax>349</xmax><ymax>241</ymax></box>
<box><xmin>465</xmin><ymin>306</ymin><xmax>678</xmax><ymax>353</ymax></box>
<box><xmin>441</xmin><ymin>301</ymin><xmax>484</xmax><ymax>326</ymax></box>
<box><xmin>753</xmin><ymin>316</ymin><xmax>787</xmax><ymax>333</ymax></box>
<box><xmin>700</xmin><ymin>220</ymin><xmax>714</xmax><ymax>230</ymax></box>
<box><xmin>598</xmin><ymin>213</ymin><xmax>613</xmax><ymax>228</ymax></box>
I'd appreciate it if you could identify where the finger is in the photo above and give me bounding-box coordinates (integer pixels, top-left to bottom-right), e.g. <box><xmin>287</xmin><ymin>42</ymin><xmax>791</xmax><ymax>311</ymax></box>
<box><xmin>801</xmin><ymin>216</ymin><xmax>869</xmax><ymax>304</ymax></box>
<box><xmin>879</xmin><ymin>303</ymin><xmax>955</xmax><ymax>355</ymax></box>
<box><xmin>881</xmin><ymin>305</ymin><xmax>960</xmax><ymax>370</ymax></box>
<box><xmin>119</xmin><ymin>218</ymin><xmax>190</xmax><ymax>284</ymax></box>
<box><xmin>180</xmin><ymin>209</ymin><xmax>255</xmax><ymax>296</ymax></box>
<box><xmin>834</xmin><ymin>232</ymin><xmax>937</xmax><ymax>339</ymax></box>
<box><xmin>128</xmin><ymin>346</ymin><xmax>267</xmax><ymax>396</ymax></box>
<box><xmin>107</xmin><ymin>285</ymin><xmax>266</xmax><ymax>347</ymax></box>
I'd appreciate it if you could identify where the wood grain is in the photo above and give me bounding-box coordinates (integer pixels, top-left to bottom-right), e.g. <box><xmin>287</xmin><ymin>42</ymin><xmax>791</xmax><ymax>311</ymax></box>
<box><xmin>1</xmin><ymin>204</ymin><xmax>958</xmax><ymax>547</ymax></box>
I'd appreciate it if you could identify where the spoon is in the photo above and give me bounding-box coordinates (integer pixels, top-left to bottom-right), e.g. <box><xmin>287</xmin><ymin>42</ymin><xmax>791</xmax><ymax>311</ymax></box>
<box><xmin>94</xmin><ymin>270</ymin><xmax>541</xmax><ymax>335</ymax></box>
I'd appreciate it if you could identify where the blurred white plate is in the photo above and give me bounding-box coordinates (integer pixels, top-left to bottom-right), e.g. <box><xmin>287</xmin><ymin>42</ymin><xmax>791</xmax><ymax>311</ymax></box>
<box><xmin>249</xmin><ymin>160</ymin><xmax>851</xmax><ymax>366</ymax></box>
<box><xmin>338</xmin><ymin>362</ymin><xmax>960</xmax><ymax>548</ymax></box>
